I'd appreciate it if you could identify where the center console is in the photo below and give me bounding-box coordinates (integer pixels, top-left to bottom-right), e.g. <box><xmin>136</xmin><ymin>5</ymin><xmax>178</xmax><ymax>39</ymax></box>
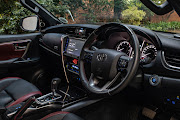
<box><xmin>33</xmin><ymin>85</ymin><xmax>86</xmax><ymax>107</ymax></box>
<box><xmin>33</xmin><ymin>36</ymin><xmax>87</xmax><ymax>114</ymax></box>
<box><xmin>63</xmin><ymin>37</ymin><xmax>85</xmax><ymax>75</ymax></box>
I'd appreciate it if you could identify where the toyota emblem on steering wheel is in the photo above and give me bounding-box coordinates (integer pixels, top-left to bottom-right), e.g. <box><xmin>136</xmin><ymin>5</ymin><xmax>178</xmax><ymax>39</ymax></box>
<box><xmin>96</xmin><ymin>53</ymin><xmax>107</xmax><ymax>62</ymax></box>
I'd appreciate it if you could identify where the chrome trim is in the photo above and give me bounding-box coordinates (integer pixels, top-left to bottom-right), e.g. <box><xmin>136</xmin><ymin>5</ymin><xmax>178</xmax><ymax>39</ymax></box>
<box><xmin>59</xmin><ymin>90</ymin><xmax>70</xmax><ymax>97</ymax></box>
<box><xmin>162</xmin><ymin>51</ymin><xmax>180</xmax><ymax>70</ymax></box>
<box><xmin>36</xmin><ymin>93</ymin><xmax>62</xmax><ymax>105</ymax></box>
<box><xmin>22</xmin><ymin>40</ymin><xmax>31</xmax><ymax>58</ymax></box>
<box><xmin>96</xmin><ymin>53</ymin><xmax>107</xmax><ymax>62</ymax></box>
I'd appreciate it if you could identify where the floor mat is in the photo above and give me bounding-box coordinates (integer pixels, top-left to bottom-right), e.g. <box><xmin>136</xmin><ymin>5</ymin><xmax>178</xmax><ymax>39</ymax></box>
<box><xmin>76</xmin><ymin>93</ymin><xmax>142</xmax><ymax>120</ymax></box>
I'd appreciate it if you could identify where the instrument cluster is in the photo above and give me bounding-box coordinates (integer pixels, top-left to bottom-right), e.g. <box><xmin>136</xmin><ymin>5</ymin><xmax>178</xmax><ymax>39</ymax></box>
<box><xmin>108</xmin><ymin>32</ymin><xmax>157</xmax><ymax>64</ymax></box>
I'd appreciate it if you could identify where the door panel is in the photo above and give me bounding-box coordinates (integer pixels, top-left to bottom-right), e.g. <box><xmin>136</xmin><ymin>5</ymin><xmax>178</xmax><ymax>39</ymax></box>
<box><xmin>0</xmin><ymin>39</ymin><xmax>31</xmax><ymax>61</ymax></box>
<box><xmin>0</xmin><ymin>33</ymin><xmax>41</xmax><ymax>76</ymax></box>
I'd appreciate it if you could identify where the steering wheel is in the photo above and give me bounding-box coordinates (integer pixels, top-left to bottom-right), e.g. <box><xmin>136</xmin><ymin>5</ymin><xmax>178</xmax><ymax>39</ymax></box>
<box><xmin>79</xmin><ymin>23</ymin><xmax>140</xmax><ymax>96</ymax></box>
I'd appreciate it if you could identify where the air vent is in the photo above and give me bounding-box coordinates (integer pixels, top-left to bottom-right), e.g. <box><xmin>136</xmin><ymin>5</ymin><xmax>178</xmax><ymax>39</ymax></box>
<box><xmin>164</xmin><ymin>52</ymin><xmax>180</xmax><ymax>68</ymax></box>
<box><xmin>65</xmin><ymin>27</ymin><xmax>76</xmax><ymax>35</ymax></box>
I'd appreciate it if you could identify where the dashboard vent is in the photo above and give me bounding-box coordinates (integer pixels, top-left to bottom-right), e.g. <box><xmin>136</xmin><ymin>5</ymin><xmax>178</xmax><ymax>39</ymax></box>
<box><xmin>64</xmin><ymin>27</ymin><xmax>76</xmax><ymax>35</ymax></box>
<box><xmin>164</xmin><ymin>52</ymin><xmax>180</xmax><ymax>68</ymax></box>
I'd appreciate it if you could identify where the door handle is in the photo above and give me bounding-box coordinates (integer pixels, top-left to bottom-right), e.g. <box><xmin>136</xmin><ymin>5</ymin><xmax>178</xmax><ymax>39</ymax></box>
<box><xmin>14</xmin><ymin>46</ymin><xmax>27</xmax><ymax>50</ymax></box>
<box><xmin>13</xmin><ymin>41</ymin><xmax>30</xmax><ymax>51</ymax></box>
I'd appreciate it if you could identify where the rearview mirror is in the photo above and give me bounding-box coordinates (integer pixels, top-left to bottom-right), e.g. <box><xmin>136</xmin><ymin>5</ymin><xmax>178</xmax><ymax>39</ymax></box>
<box><xmin>140</xmin><ymin>0</ymin><xmax>173</xmax><ymax>15</ymax></box>
<box><xmin>20</xmin><ymin>16</ymin><xmax>39</xmax><ymax>31</ymax></box>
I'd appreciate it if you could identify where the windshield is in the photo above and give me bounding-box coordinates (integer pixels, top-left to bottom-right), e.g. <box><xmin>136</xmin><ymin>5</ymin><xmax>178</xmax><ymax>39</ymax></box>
<box><xmin>38</xmin><ymin>0</ymin><xmax>180</xmax><ymax>33</ymax></box>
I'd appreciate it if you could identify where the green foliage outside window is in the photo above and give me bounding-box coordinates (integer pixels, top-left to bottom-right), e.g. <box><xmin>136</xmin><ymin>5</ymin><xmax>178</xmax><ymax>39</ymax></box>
<box><xmin>0</xmin><ymin>1</ymin><xmax>32</xmax><ymax>34</ymax></box>
<box><xmin>127</xmin><ymin>0</ymin><xmax>154</xmax><ymax>22</ymax></box>
<box><xmin>37</xmin><ymin>0</ymin><xmax>69</xmax><ymax>17</ymax></box>
<box><xmin>0</xmin><ymin>0</ymin><xmax>70</xmax><ymax>34</ymax></box>
<box><xmin>144</xmin><ymin>21</ymin><xmax>180</xmax><ymax>32</ymax></box>
<box><xmin>122</xmin><ymin>6</ymin><xmax>146</xmax><ymax>25</ymax></box>
<box><xmin>82</xmin><ymin>0</ymin><xmax>113</xmax><ymax>23</ymax></box>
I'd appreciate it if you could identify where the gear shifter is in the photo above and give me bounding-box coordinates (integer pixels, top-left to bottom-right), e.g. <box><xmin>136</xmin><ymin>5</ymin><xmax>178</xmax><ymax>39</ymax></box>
<box><xmin>51</xmin><ymin>78</ymin><xmax>61</xmax><ymax>96</ymax></box>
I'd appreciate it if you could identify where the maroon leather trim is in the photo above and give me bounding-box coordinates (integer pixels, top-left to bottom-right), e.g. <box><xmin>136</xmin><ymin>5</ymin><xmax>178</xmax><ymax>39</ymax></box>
<box><xmin>7</xmin><ymin>91</ymin><xmax>42</xmax><ymax>108</ymax></box>
<box><xmin>41</xmin><ymin>111</ymin><xmax>69</xmax><ymax>120</ymax></box>
<box><xmin>0</xmin><ymin>39</ymin><xmax>31</xmax><ymax>61</ymax></box>
<box><xmin>0</xmin><ymin>77</ymin><xmax>21</xmax><ymax>81</ymax></box>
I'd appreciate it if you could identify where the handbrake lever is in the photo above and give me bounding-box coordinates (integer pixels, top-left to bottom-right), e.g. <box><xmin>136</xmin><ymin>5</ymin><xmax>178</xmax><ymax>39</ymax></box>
<box><xmin>12</xmin><ymin>97</ymin><xmax>35</xmax><ymax>120</ymax></box>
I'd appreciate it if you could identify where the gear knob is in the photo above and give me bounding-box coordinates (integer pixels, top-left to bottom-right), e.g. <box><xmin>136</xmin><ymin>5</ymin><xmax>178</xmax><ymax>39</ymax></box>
<box><xmin>51</xmin><ymin>78</ymin><xmax>61</xmax><ymax>95</ymax></box>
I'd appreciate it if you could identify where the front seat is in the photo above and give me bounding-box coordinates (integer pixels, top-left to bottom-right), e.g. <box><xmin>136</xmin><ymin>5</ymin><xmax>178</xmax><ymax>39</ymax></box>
<box><xmin>0</xmin><ymin>77</ymin><xmax>42</xmax><ymax>108</ymax></box>
<box><xmin>41</xmin><ymin>111</ymin><xmax>83</xmax><ymax>120</ymax></box>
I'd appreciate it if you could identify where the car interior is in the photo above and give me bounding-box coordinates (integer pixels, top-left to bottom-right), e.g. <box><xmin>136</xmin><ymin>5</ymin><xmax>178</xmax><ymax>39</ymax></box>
<box><xmin>1</xmin><ymin>0</ymin><xmax>180</xmax><ymax>120</ymax></box>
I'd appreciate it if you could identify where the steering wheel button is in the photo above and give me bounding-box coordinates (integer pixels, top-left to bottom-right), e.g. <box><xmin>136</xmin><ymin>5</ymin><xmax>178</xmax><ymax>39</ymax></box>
<box><xmin>172</xmin><ymin>101</ymin><xmax>176</xmax><ymax>105</ymax></box>
<box><xmin>118</xmin><ymin>59</ymin><xmax>128</xmax><ymax>68</ymax></box>
<box><xmin>177</xmin><ymin>96</ymin><xmax>179</xmax><ymax>100</ymax></box>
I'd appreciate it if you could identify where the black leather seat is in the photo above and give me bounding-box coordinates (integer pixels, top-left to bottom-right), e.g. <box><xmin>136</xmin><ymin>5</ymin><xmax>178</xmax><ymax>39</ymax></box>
<box><xmin>0</xmin><ymin>77</ymin><xmax>42</xmax><ymax>108</ymax></box>
<box><xmin>41</xmin><ymin>111</ymin><xmax>83</xmax><ymax>120</ymax></box>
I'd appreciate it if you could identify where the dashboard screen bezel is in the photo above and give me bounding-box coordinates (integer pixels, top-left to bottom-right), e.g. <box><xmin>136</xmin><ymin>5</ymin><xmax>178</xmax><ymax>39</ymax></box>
<box><xmin>64</xmin><ymin>37</ymin><xmax>85</xmax><ymax>58</ymax></box>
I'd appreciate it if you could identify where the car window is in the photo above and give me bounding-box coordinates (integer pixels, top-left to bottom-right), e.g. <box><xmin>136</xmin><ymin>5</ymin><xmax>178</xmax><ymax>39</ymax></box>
<box><xmin>0</xmin><ymin>1</ymin><xmax>33</xmax><ymax>35</ymax></box>
<box><xmin>36</xmin><ymin>0</ymin><xmax>180</xmax><ymax>33</ymax></box>
<box><xmin>1</xmin><ymin>0</ymin><xmax>180</xmax><ymax>34</ymax></box>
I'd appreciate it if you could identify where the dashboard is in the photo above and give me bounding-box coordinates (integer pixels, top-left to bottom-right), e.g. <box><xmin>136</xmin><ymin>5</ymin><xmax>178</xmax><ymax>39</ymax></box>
<box><xmin>61</xmin><ymin>28</ymin><xmax>158</xmax><ymax>75</ymax></box>
<box><xmin>63</xmin><ymin>31</ymin><xmax>158</xmax><ymax>63</ymax></box>
<box><xmin>40</xmin><ymin>24</ymin><xmax>180</xmax><ymax>76</ymax></box>
<box><xmin>40</xmin><ymin>24</ymin><xmax>180</xmax><ymax>112</ymax></box>
<box><xmin>47</xmin><ymin>25</ymin><xmax>159</xmax><ymax>66</ymax></box>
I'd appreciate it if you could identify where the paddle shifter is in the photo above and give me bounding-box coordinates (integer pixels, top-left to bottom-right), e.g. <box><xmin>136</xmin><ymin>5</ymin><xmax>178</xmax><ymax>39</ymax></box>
<box><xmin>51</xmin><ymin>78</ymin><xmax>61</xmax><ymax>96</ymax></box>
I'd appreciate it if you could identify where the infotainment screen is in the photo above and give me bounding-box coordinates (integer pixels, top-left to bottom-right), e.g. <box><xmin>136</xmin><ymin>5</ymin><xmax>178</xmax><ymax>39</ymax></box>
<box><xmin>66</xmin><ymin>39</ymin><xmax>84</xmax><ymax>56</ymax></box>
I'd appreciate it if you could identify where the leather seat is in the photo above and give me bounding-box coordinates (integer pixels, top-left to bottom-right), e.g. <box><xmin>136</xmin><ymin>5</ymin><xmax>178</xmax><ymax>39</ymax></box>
<box><xmin>41</xmin><ymin>111</ymin><xmax>83</xmax><ymax>120</ymax></box>
<box><xmin>0</xmin><ymin>77</ymin><xmax>42</xmax><ymax>108</ymax></box>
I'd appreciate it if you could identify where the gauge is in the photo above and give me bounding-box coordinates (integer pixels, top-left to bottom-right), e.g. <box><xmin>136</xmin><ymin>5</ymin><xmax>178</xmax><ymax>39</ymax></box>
<box><xmin>116</xmin><ymin>41</ymin><xmax>132</xmax><ymax>56</ymax></box>
<box><xmin>142</xmin><ymin>45</ymin><xmax>157</xmax><ymax>60</ymax></box>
